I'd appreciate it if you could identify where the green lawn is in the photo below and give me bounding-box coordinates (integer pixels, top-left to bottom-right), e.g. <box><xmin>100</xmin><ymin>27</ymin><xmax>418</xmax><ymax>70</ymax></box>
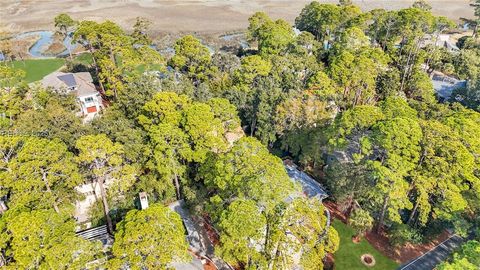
<box><xmin>333</xmin><ymin>219</ymin><xmax>399</xmax><ymax>270</ymax></box>
<box><xmin>74</xmin><ymin>53</ymin><xmax>93</xmax><ymax>66</ymax></box>
<box><xmin>11</xmin><ymin>58</ymin><xmax>65</xmax><ymax>82</ymax></box>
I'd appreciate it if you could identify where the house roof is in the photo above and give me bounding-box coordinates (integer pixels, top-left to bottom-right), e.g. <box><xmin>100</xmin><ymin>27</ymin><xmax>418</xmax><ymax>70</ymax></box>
<box><xmin>57</xmin><ymin>73</ymin><xmax>77</xmax><ymax>88</ymax></box>
<box><xmin>40</xmin><ymin>71</ymin><xmax>98</xmax><ymax>98</ymax></box>
<box><xmin>284</xmin><ymin>162</ymin><xmax>328</xmax><ymax>200</ymax></box>
<box><xmin>432</xmin><ymin>72</ymin><xmax>467</xmax><ymax>100</ymax></box>
<box><xmin>76</xmin><ymin>225</ymin><xmax>113</xmax><ymax>246</ymax></box>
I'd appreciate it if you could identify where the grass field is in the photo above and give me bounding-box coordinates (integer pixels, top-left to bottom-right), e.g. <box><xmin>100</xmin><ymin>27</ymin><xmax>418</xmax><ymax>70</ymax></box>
<box><xmin>74</xmin><ymin>53</ymin><xmax>93</xmax><ymax>66</ymax></box>
<box><xmin>333</xmin><ymin>219</ymin><xmax>399</xmax><ymax>270</ymax></box>
<box><xmin>11</xmin><ymin>58</ymin><xmax>65</xmax><ymax>82</ymax></box>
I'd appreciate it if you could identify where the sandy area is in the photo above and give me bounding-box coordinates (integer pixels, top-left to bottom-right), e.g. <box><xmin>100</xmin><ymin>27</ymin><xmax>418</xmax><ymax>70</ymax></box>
<box><xmin>0</xmin><ymin>0</ymin><xmax>475</xmax><ymax>34</ymax></box>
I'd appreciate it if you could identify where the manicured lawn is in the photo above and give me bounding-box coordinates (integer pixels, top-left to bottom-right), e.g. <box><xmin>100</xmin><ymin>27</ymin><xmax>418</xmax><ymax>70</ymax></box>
<box><xmin>333</xmin><ymin>219</ymin><xmax>399</xmax><ymax>270</ymax></box>
<box><xmin>11</xmin><ymin>58</ymin><xmax>65</xmax><ymax>82</ymax></box>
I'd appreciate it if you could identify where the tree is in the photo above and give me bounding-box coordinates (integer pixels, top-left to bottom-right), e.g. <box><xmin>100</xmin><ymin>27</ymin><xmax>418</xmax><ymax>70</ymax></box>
<box><xmin>404</xmin><ymin>69</ymin><xmax>435</xmax><ymax>103</ymax></box>
<box><xmin>131</xmin><ymin>17</ymin><xmax>152</xmax><ymax>45</ymax></box>
<box><xmin>108</xmin><ymin>204</ymin><xmax>189</xmax><ymax>270</ymax></box>
<box><xmin>170</xmin><ymin>35</ymin><xmax>213</xmax><ymax>84</ymax></box>
<box><xmin>329</xmin><ymin>47</ymin><xmax>388</xmax><ymax>108</ymax></box>
<box><xmin>75</xmin><ymin>134</ymin><xmax>136</xmax><ymax>233</ymax></box>
<box><xmin>295</xmin><ymin>2</ymin><xmax>342</xmax><ymax>44</ymax></box>
<box><xmin>13</xmin><ymin>90</ymin><xmax>85</xmax><ymax>147</ymax></box>
<box><xmin>394</xmin><ymin>8</ymin><xmax>436</xmax><ymax>93</ymax></box>
<box><xmin>233</xmin><ymin>55</ymin><xmax>272</xmax><ymax>89</ymax></box>
<box><xmin>0</xmin><ymin>209</ymin><xmax>99</xmax><ymax>269</ymax></box>
<box><xmin>349</xmin><ymin>208</ymin><xmax>374</xmax><ymax>240</ymax></box>
<box><xmin>3</xmin><ymin>137</ymin><xmax>82</xmax><ymax>213</ymax></box>
<box><xmin>0</xmin><ymin>65</ymin><xmax>27</xmax><ymax>127</ymax></box>
<box><xmin>216</xmin><ymin>199</ymin><xmax>267</xmax><ymax>268</ymax></box>
<box><xmin>437</xmin><ymin>240</ymin><xmax>480</xmax><ymax>270</ymax></box>
<box><xmin>412</xmin><ymin>0</ymin><xmax>432</xmax><ymax>11</ymax></box>
<box><xmin>471</xmin><ymin>0</ymin><xmax>480</xmax><ymax>37</ymax></box>
<box><xmin>247</xmin><ymin>12</ymin><xmax>294</xmax><ymax>55</ymax></box>
<box><xmin>0</xmin><ymin>136</ymin><xmax>25</xmax><ymax>201</ymax></box>
<box><xmin>275</xmin><ymin>90</ymin><xmax>334</xmax><ymax>136</ymax></box>
<box><xmin>325</xmin><ymin>161</ymin><xmax>371</xmax><ymax>219</ymax></box>
<box><xmin>199</xmin><ymin>136</ymin><xmax>295</xmax><ymax>215</ymax></box>
<box><xmin>214</xmin><ymin>194</ymin><xmax>339</xmax><ymax>269</ymax></box>
<box><xmin>138</xmin><ymin>92</ymin><xmax>236</xmax><ymax>201</ymax></box>
<box><xmin>370</xmin><ymin>116</ymin><xmax>422</xmax><ymax>232</ymax></box>
<box><xmin>248</xmin><ymin>76</ymin><xmax>283</xmax><ymax>143</ymax></box>
<box><xmin>295</xmin><ymin>2</ymin><xmax>362</xmax><ymax>48</ymax></box>
<box><xmin>453</xmin><ymin>49</ymin><xmax>480</xmax><ymax>80</ymax></box>
<box><xmin>266</xmin><ymin>198</ymin><xmax>339</xmax><ymax>270</ymax></box>
<box><xmin>90</xmin><ymin>108</ymin><xmax>149</xmax><ymax>163</ymax></box>
<box><xmin>408</xmin><ymin>120</ymin><xmax>479</xmax><ymax>226</ymax></box>
<box><xmin>54</xmin><ymin>13</ymin><xmax>76</xmax><ymax>60</ymax></box>
<box><xmin>73</xmin><ymin>20</ymin><xmax>135</xmax><ymax>97</ymax></box>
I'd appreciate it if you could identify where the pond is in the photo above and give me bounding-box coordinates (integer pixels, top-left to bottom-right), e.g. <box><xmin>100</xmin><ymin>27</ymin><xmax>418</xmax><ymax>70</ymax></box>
<box><xmin>13</xmin><ymin>30</ymin><xmax>78</xmax><ymax>58</ymax></box>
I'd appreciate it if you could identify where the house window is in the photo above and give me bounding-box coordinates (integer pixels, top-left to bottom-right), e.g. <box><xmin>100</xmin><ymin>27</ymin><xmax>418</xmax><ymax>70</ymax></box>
<box><xmin>84</xmin><ymin>97</ymin><xmax>94</xmax><ymax>103</ymax></box>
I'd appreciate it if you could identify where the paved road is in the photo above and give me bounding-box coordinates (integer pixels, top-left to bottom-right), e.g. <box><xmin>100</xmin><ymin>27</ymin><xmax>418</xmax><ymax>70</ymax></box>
<box><xmin>398</xmin><ymin>235</ymin><xmax>464</xmax><ymax>270</ymax></box>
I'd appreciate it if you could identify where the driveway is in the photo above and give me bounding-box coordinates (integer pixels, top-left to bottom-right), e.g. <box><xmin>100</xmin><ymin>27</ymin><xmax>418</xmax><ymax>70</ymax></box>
<box><xmin>398</xmin><ymin>235</ymin><xmax>463</xmax><ymax>270</ymax></box>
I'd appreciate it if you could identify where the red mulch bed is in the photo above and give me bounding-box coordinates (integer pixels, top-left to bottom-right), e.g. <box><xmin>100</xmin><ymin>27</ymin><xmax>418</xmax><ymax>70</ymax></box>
<box><xmin>364</xmin><ymin>228</ymin><xmax>450</xmax><ymax>264</ymax></box>
<box><xmin>199</xmin><ymin>214</ymin><xmax>220</xmax><ymax>246</ymax></box>
<box><xmin>324</xmin><ymin>200</ymin><xmax>451</xmax><ymax>264</ymax></box>
<box><xmin>324</xmin><ymin>253</ymin><xmax>335</xmax><ymax>270</ymax></box>
<box><xmin>204</xmin><ymin>261</ymin><xmax>217</xmax><ymax>270</ymax></box>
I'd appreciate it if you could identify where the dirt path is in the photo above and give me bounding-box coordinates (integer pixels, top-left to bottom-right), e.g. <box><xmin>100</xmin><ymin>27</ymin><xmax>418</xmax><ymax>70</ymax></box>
<box><xmin>1</xmin><ymin>1</ymin><xmax>474</xmax><ymax>34</ymax></box>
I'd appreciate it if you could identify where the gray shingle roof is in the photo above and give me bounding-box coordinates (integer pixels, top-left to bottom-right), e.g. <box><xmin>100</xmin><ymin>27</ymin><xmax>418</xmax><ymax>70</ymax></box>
<box><xmin>57</xmin><ymin>73</ymin><xmax>77</xmax><ymax>88</ymax></box>
<box><xmin>285</xmin><ymin>163</ymin><xmax>328</xmax><ymax>200</ymax></box>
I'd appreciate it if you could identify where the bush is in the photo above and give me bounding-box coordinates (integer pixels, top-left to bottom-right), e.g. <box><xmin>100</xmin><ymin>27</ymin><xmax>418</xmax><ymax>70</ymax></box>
<box><xmin>388</xmin><ymin>224</ymin><xmax>422</xmax><ymax>247</ymax></box>
<box><xmin>349</xmin><ymin>208</ymin><xmax>374</xmax><ymax>238</ymax></box>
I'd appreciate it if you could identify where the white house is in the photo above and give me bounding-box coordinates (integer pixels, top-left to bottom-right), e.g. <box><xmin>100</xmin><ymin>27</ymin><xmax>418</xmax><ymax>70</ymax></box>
<box><xmin>40</xmin><ymin>72</ymin><xmax>103</xmax><ymax>118</ymax></box>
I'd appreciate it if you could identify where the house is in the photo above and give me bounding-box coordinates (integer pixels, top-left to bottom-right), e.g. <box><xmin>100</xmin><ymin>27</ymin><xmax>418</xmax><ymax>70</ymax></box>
<box><xmin>284</xmin><ymin>160</ymin><xmax>329</xmax><ymax>202</ymax></box>
<box><xmin>431</xmin><ymin>71</ymin><xmax>468</xmax><ymax>101</ymax></box>
<box><xmin>39</xmin><ymin>71</ymin><xmax>103</xmax><ymax>117</ymax></box>
<box><xmin>421</xmin><ymin>34</ymin><xmax>460</xmax><ymax>52</ymax></box>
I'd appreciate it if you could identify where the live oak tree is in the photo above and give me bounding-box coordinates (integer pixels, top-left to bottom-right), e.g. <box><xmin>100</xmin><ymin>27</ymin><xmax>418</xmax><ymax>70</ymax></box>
<box><xmin>2</xmin><ymin>137</ymin><xmax>82</xmax><ymax>213</ymax></box>
<box><xmin>0</xmin><ymin>66</ymin><xmax>27</xmax><ymax>127</ymax></box>
<box><xmin>267</xmin><ymin>198</ymin><xmax>339</xmax><ymax>270</ymax></box>
<box><xmin>170</xmin><ymin>35</ymin><xmax>214</xmax><ymax>84</ymax></box>
<box><xmin>75</xmin><ymin>134</ymin><xmax>136</xmax><ymax>233</ymax></box>
<box><xmin>329</xmin><ymin>47</ymin><xmax>388</xmax><ymax>108</ymax></box>
<box><xmin>247</xmin><ymin>12</ymin><xmax>295</xmax><ymax>55</ymax></box>
<box><xmin>108</xmin><ymin>204</ymin><xmax>189</xmax><ymax>270</ymax></box>
<box><xmin>0</xmin><ymin>209</ymin><xmax>100</xmax><ymax>269</ymax></box>
<box><xmin>370</xmin><ymin>115</ymin><xmax>422</xmax><ymax>232</ymax></box>
<box><xmin>198</xmin><ymin>129</ymin><xmax>340</xmax><ymax>269</ymax></box>
<box><xmin>408</xmin><ymin>120</ymin><xmax>478</xmax><ymax>226</ymax></box>
<box><xmin>13</xmin><ymin>90</ymin><xmax>85</xmax><ymax>147</ymax></box>
<box><xmin>216</xmin><ymin>199</ymin><xmax>267</xmax><ymax>268</ymax></box>
<box><xmin>199</xmin><ymin>136</ymin><xmax>294</xmax><ymax>215</ymax></box>
<box><xmin>138</xmin><ymin>92</ymin><xmax>236</xmax><ymax>200</ymax></box>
